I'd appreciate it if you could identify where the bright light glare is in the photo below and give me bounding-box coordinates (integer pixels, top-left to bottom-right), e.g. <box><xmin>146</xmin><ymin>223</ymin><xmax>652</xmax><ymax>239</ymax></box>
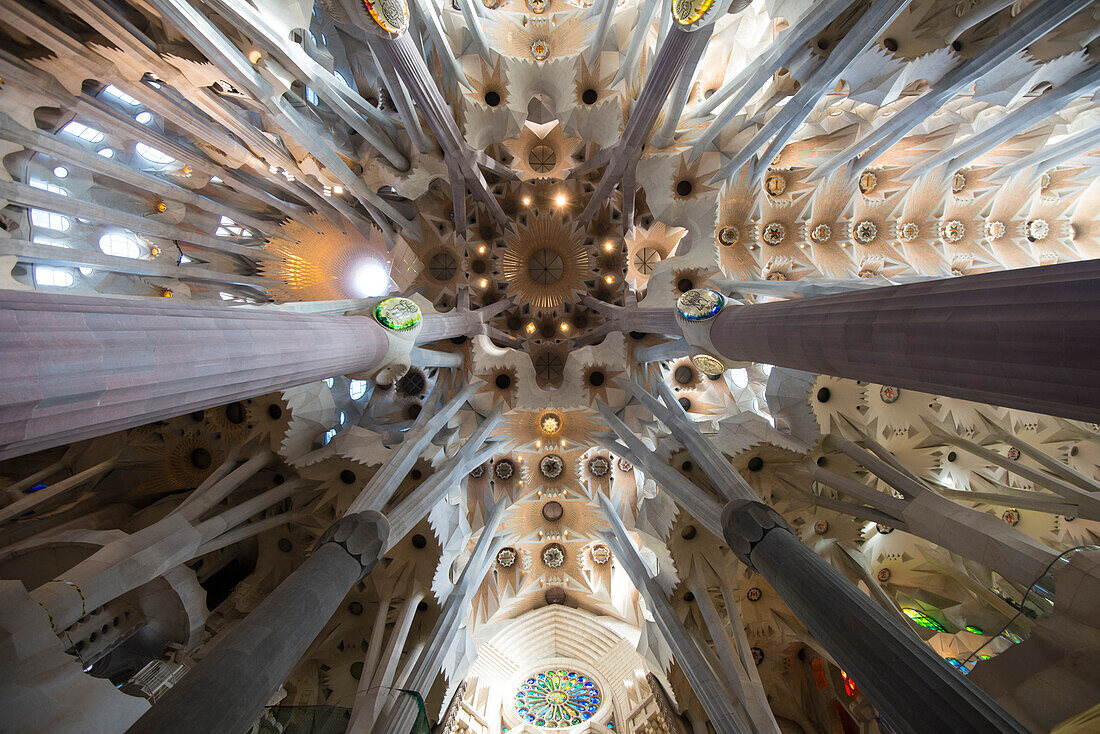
<box><xmin>352</xmin><ymin>262</ymin><xmax>389</xmax><ymax>297</ymax></box>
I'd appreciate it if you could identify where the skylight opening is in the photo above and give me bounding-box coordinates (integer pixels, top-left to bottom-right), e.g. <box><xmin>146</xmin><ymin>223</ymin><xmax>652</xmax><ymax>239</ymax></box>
<box><xmin>61</xmin><ymin>121</ymin><xmax>105</xmax><ymax>143</ymax></box>
<box><xmin>135</xmin><ymin>142</ymin><xmax>175</xmax><ymax>165</ymax></box>
<box><xmin>103</xmin><ymin>84</ymin><xmax>141</xmax><ymax>106</ymax></box>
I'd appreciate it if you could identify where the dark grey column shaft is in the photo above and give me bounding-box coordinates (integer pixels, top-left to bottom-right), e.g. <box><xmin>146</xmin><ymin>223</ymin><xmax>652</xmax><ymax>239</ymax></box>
<box><xmin>125</xmin><ymin>512</ymin><xmax>389</xmax><ymax>734</ymax></box>
<box><xmin>708</xmin><ymin>262</ymin><xmax>1100</xmax><ymax>421</ymax></box>
<box><xmin>722</xmin><ymin>501</ymin><xmax>1028</xmax><ymax>734</ymax></box>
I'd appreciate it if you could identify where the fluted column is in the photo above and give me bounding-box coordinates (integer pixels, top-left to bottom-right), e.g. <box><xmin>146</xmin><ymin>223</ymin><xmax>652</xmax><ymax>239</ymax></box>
<box><xmin>707</xmin><ymin>262</ymin><xmax>1100</xmax><ymax>421</ymax></box>
<box><xmin>0</xmin><ymin>291</ymin><xmax>395</xmax><ymax>459</ymax></box>
<box><xmin>125</xmin><ymin>511</ymin><xmax>389</xmax><ymax>734</ymax></box>
<box><xmin>721</xmin><ymin>500</ymin><xmax>1029</xmax><ymax>734</ymax></box>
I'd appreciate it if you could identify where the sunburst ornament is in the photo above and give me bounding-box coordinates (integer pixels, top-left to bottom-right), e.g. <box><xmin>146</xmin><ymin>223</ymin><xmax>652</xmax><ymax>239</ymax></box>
<box><xmin>500</xmin><ymin>212</ymin><xmax>589</xmax><ymax>309</ymax></box>
<box><xmin>363</xmin><ymin>0</ymin><xmax>408</xmax><ymax>34</ymax></box>
<box><xmin>540</xmin><ymin>411</ymin><xmax>563</xmax><ymax>435</ymax></box>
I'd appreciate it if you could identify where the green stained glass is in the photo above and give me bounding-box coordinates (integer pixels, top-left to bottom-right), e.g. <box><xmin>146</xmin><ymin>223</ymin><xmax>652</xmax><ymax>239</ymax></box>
<box><xmin>903</xmin><ymin>608</ymin><xmax>946</xmax><ymax>632</ymax></box>
<box><xmin>374</xmin><ymin>297</ymin><xmax>421</xmax><ymax>331</ymax></box>
<box><xmin>515</xmin><ymin>670</ymin><xmax>601</xmax><ymax>728</ymax></box>
<box><xmin>965</xmin><ymin>625</ymin><xmax>984</xmax><ymax>635</ymax></box>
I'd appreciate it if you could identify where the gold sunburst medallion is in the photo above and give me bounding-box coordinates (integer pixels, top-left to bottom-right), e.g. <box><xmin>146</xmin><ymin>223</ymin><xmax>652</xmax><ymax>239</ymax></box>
<box><xmin>500</xmin><ymin>212</ymin><xmax>590</xmax><ymax>310</ymax></box>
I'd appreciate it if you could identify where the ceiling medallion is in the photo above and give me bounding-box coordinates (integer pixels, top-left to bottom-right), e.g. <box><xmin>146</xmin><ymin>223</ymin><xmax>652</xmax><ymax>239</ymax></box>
<box><xmin>941</xmin><ymin>220</ymin><xmax>965</xmax><ymax>243</ymax></box>
<box><xmin>854</xmin><ymin>220</ymin><xmax>877</xmax><ymax>243</ymax></box>
<box><xmin>494</xmin><ymin>459</ymin><xmax>515</xmax><ymax>480</ymax></box>
<box><xmin>676</xmin><ymin>288</ymin><xmax>724</xmax><ymax>321</ymax></box>
<box><xmin>751</xmin><ymin>647</ymin><xmax>764</xmax><ymax>666</ymax></box>
<box><xmin>1026</xmin><ymin>219</ymin><xmax>1049</xmax><ymax>242</ymax></box>
<box><xmin>718</xmin><ymin>225</ymin><xmax>740</xmax><ymax>246</ymax></box>
<box><xmin>1001</xmin><ymin>508</ymin><xmax>1021</xmax><ymax>526</ymax></box>
<box><xmin>986</xmin><ymin>220</ymin><xmax>1006</xmax><ymax>240</ymax></box>
<box><xmin>542</xmin><ymin>500</ymin><xmax>564</xmax><ymax>522</ymax></box>
<box><xmin>531</xmin><ymin>39</ymin><xmax>551</xmax><ymax>61</ymax></box>
<box><xmin>482</xmin><ymin>0</ymin><xmax>500</xmax><ymax>7</ymax></box>
<box><xmin>1040</xmin><ymin>171</ymin><xmax>1051</xmax><ymax>190</ymax></box>
<box><xmin>746</xmin><ymin>587</ymin><xmax>763</xmax><ymax>602</ymax></box>
<box><xmin>764</xmin><ymin>174</ymin><xmax>786</xmax><ymax>197</ymax></box>
<box><xmin>618</xmin><ymin>457</ymin><xmax>633</xmax><ymax>472</ymax></box>
<box><xmin>469</xmin><ymin>465</ymin><xmax>485</xmax><ymax>479</ymax></box>
<box><xmin>373</xmin><ymin>297</ymin><xmax>421</xmax><ymax>330</ymax></box>
<box><xmin>588</xmin><ymin>456</ymin><xmax>610</xmax><ymax>477</ymax></box>
<box><xmin>952</xmin><ymin>171</ymin><xmax>967</xmax><ymax>194</ymax></box>
<box><xmin>500</xmin><ymin>212</ymin><xmax>589</xmax><ymax>309</ymax></box>
<box><xmin>899</xmin><ymin>222</ymin><xmax>919</xmax><ymax>242</ymax></box>
<box><xmin>690</xmin><ymin>353</ymin><xmax>726</xmax><ymax>377</ymax></box>
<box><xmin>672</xmin><ymin>0</ymin><xmax>715</xmax><ymax>25</ymax></box>
<box><xmin>497</xmin><ymin>547</ymin><xmax>517</xmax><ymax>567</ymax></box>
<box><xmin>877</xmin><ymin>567</ymin><xmax>892</xmax><ymax>583</ymax></box>
<box><xmin>762</xmin><ymin>222</ymin><xmax>786</xmax><ymax>245</ymax></box>
<box><xmin>858</xmin><ymin>170</ymin><xmax>878</xmax><ymax>195</ymax></box>
<box><xmin>591</xmin><ymin>544</ymin><xmax>611</xmax><ymax>564</ymax></box>
<box><xmin>362</xmin><ymin>0</ymin><xmax>409</xmax><ymax>34</ymax></box>
<box><xmin>1007</xmin><ymin>446</ymin><xmax>1021</xmax><ymax>461</ymax></box>
<box><xmin>542</xmin><ymin>543</ymin><xmax>565</xmax><ymax>568</ymax></box>
<box><xmin>540</xmin><ymin>454</ymin><xmax>564</xmax><ymax>479</ymax></box>
<box><xmin>810</xmin><ymin>223</ymin><xmax>831</xmax><ymax>243</ymax></box>
<box><xmin>540</xmin><ymin>411</ymin><xmax>563</xmax><ymax>435</ymax></box>
<box><xmin>879</xmin><ymin>385</ymin><xmax>900</xmax><ymax>403</ymax></box>
<box><xmin>813</xmin><ymin>519</ymin><xmax>829</xmax><ymax>535</ymax></box>
<box><xmin>527</xmin><ymin>0</ymin><xmax>548</xmax><ymax>13</ymax></box>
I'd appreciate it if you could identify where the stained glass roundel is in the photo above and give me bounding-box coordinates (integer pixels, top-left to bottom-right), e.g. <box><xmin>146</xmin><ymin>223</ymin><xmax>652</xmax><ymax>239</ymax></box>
<box><xmin>515</xmin><ymin>670</ymin><xmax>601</xmax><ymax>728</ymax></box>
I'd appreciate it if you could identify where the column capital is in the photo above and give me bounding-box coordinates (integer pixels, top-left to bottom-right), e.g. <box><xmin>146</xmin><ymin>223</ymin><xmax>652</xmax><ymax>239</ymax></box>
<box><xmin>319</xmin><ymin>511</ymin><xmax>390</xmax><ymax>574</ymax></box>
<box><xmin>721</xmin><ymin>500</ymin><xmax>792</xmax><ymax>568</ymax></box>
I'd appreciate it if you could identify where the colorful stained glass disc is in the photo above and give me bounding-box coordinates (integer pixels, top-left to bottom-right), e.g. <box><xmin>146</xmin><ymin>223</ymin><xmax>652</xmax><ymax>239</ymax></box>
<box><xmin>363</xmin><ymin>0</ymin><xmax>409</xmax><ymax>34</ymax></box>
<box><xmin>676</xmin><ymin>288</ymin><xmax>723</xmax><ymax>321</ymax></box>
<box><xmin>515</xmin><ymin>670</ymin><xmax>601</xmax><ymax>727</ymax></box>
<box><xmin>672</xmin><ymin>0</ymin><xmax>715</xmax><ymax>25</ymax></box>
<box><xmin>374</xmin><ymin>297</ymin><xmax>421</xmax><ymax>330</ymax></box>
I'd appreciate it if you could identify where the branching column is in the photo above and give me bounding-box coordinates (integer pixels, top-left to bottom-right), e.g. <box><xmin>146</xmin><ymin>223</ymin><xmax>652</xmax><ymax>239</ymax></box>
<box><xmin>722</xmin><ymin>500</ymin><xmax>1029</xmax><ymax>734</ymax></box>
<box><xmin>125</xmin><ymin>511</ymin><xmax>389</xmax><ymax>734</ymax></box>
<box><xmin>707</xmin><ymin>262</ymin><xmax>1100</xmax><ymax>421</ymax></box>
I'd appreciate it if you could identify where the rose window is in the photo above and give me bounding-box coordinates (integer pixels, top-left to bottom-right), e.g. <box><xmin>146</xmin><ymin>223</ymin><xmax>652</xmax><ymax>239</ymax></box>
<box><xmin>515</xmin><ymin>670</ymin><xmax>601</xmax><ymax>728</ymax></box>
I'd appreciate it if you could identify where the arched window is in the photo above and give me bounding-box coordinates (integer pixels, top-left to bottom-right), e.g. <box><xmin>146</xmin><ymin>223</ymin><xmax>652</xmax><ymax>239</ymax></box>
<box><xmin>135</xmin><ymin>142</ymin><xmax>176</xmax><ymax>165</ymax></box>
<box><xmin>102</xmin><ymin>84</ymin><xmax>140</xmax><ymax>106</ymax></box>
<box><xmin>97</xmin><ymin>147</ymin><xmax>115</xmax><ymax>158</ymax></box>
<box><xmin>34</xmin><ymin>236</ymin><xmax>92</xmax><ymax>275</ymax></box>
<box><xmin>61</xmin><ymin>121</ymin><xmax>105</xmax><ymax>143</ymax></box>
<box><xmin>323</xmin><ymin>428</ymin><xmax>337</xmax><ymax>445</ymax></box>
<box><xmin>135</xmin><ymin>111</ymin><xmax>154</xmax><ymax>125</ymax></box>
<box><xmin>305</xmin><ymin>86</ymin><xmax>319</xmax><ymax>105</ymax></box>
<box><xmin>30</xmin><ymin>209</ymin><xmax>70</xmax><ymax>231</ymax></box>
<box><xmin>29</xmin><ymin>179</ymin><xmax>67</xmax><ymax>196</ymax></box>
<box><xmin>99</xmin><ymin>232</ymin><xmax>144</xmax><ymax>259</ymax></box>
<box><xmin>34</xmin><ymin>266</ymin><xmax>74</xmax><ymax>287</ymax></box>
<box><xmin>349</xmin><ymin>379</ymin><xmax>368</xmax><ymax>400</ymax></box>
<box><xmin>333</xmin><ymin>70</ymin><xmax>353</xmax><ymax>90</ymax></box>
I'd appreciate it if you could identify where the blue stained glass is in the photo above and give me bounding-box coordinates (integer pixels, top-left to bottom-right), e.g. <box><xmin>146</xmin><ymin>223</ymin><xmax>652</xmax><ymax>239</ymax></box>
<box><xmin>514</xmin><ymin>669</ymin><xmax>602</xmax><ymax>728</ymax></box>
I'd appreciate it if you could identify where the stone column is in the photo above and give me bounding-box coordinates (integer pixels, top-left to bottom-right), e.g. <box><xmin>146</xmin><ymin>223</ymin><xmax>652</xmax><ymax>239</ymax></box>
<box><xmin>599</xmin><ymin>495</ymin><xmax>754</xmax><ymax>734</ymax></box>
<box><xmin>706</xmin><ymin>262</ymin><xmax>1100</xmax><ymax>421</ymax></box>
<box><xmin>721</xmin><ymin>500</ymin><xmax>1029</xmax><ymax>734</ymax></box>
<box><xmin>125</xmin><ymin>511</ymin><xmax>389</xmax><ymax>734</ymax></box>
<box><xmin>0</xmin><ymin>291</ymin><xmax>393</xmax><ymax>460</ymax></box>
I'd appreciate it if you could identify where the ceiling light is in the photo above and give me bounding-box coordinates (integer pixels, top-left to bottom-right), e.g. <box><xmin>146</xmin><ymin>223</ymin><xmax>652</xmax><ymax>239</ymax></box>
<box><xmin>560</xmin><ymin>322</ymin><xmax>570</xmax><ymax>332</ymax></box>
<box><xmin>603</xmin><ymin>241</ymin><xmax>614</xmax><ymax>251</ymax></box>
<box><xmin>604</xmin><ymin>275</ymin><xmax>615</xmax><ymax>284</ymax></box>
<box><xmin>522</xmin><ymin>195</ymin><xmax>531</xmax><ymax>206</ymax></box>
<box><xmin>478</xmin><ymin>245</ymin><xmax>486</xmax><ymax>254</ymax></box>
<box><xmin>333</xmin><ymin>185</ymin><xmax>343</xmax><ymax>194</ymax></box>
<box><xmin>53</xmin><ymin>166</ymin><xmax>68</xmax><ymax>178</ymax></box>
<box><xmin>526</xmin><ymin>322</ymin><xmax>537</xmax><ymax>334</ymax></box>
<box><xmin>478</xmin><ymin>278</ymin><xmax>489</xmax><ymax>288</ymax></box>
<box><xmin>555</xmin><ymin>193</ymin><xmax>566</xmax><ymax>206</ymax></box>
<box><xmin>352</xmin><ymin>262</ymin><xmax>389</xmax><ymax>297</ymax></box>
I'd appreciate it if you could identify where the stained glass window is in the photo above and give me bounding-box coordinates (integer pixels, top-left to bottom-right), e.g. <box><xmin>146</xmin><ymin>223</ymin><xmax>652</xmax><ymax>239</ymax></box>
<box><xmin>902</xmin><ymin>608</ymin><xmax>946</xmax><ymax>632</ymax></box>
<box><xmin>515</xmin><ymin>670</ymin><xmax>601</xmax><ymax>728</ymax></box>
